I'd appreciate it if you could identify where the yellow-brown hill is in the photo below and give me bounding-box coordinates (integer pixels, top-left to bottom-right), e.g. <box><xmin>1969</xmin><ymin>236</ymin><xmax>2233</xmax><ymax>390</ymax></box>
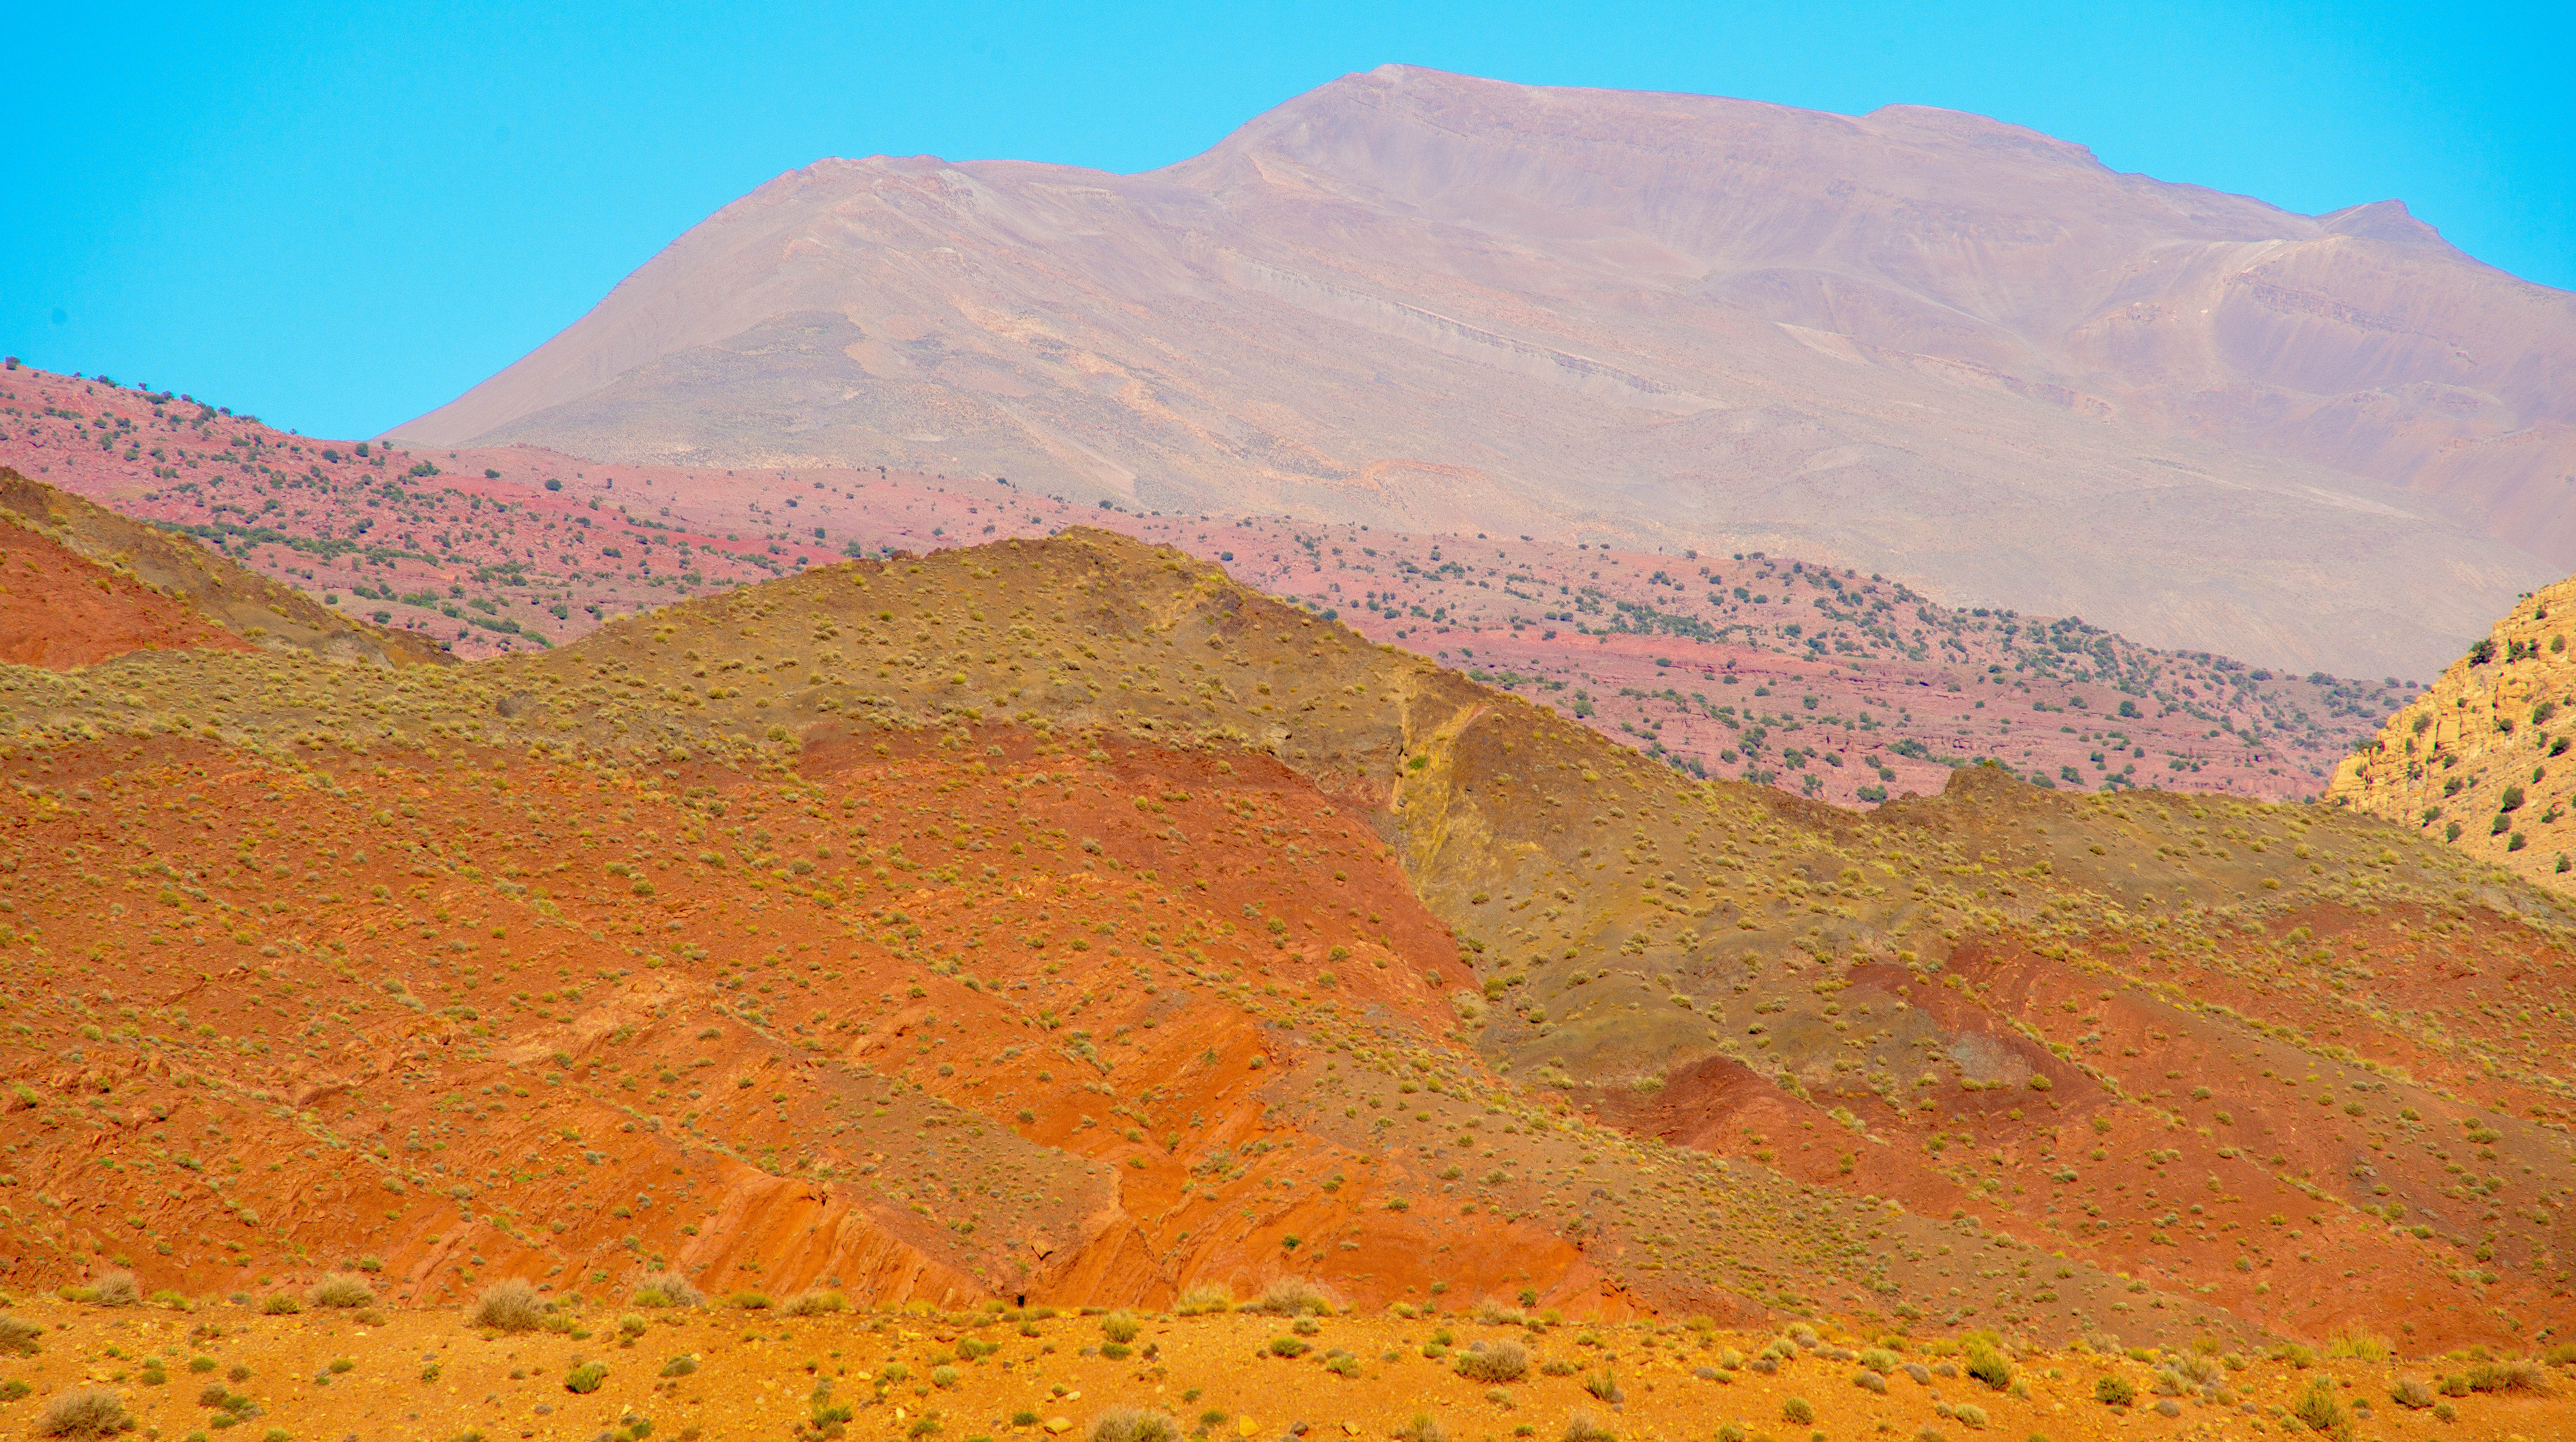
<box><xmin>2331</xmin><ymin>576</ymin><xmax>2576</xmax><ymax>893</ymax></box>
<box><xmin>0</xmin><ymin>467</ymin><xmax>449</xmax><ymax>670</ymax></box>
<box><xmin>5</xmin><ymin>528</ymin><xmax>2576</xmax><ymax>1360</ymax></box>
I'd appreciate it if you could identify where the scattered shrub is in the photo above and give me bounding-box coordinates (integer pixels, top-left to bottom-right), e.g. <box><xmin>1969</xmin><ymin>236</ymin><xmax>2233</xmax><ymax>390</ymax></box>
<box><xmin>2096</xmin><ymin>1375</ymin><xmax>2135</xmax><ymax>1407</ymax></box>
<box><xmin>1456</xmin><ymin>1340</ymin><xmax>1529</xmax><ymax>1383</ymax></box>
<box><xmin>2290</xmin><ymin>1377</ymin><xmax>2346</xmax><ymax>1436</ymax></box>
<box><xmin>659</xmin><ymin>1356</ymin><xmax>698</xmax><ymax>1379</ymax></box>
<box><xmin>782</xmin><ymin>1290</ymin><xmax>844</xmax><ymax>1317</ymax></box>
<box><xmin>1088</xmin><ymin>1406</ymin><xmax>1180</xmax><ymax>1442</ymax></box>
<box><xmin>88</xmin><ymin>1272</ymin><xmax>139</xmax><ymax>1308</ymax></box>
<box><xmin>565</xmin><ymin>1361</ymin><xmax>608</xmax><ymax>1394</ymax></box>
<box><xmin>1173</xmin><ymin>1284</ymin><xmax>1232</xmax><ymax>1316</ymax></box>
<box><xmin>36</xmin><ymin>1387</ymin><xmax>130</xmax><ymax>1438</ymax></box>
<box><xmin>259</xmin><ymin>1292</ymin><xmax>302</xmax><ymax>1316</ymax></box>
<box><xmin>1102</xmin><ymin>1313</ymin><xmax>1141</xmax><ymax>1345</ymax></box>
<box><xmin>1561</xmin><ymin>1413</ymin><xmax>1616</xmax><ymax>1442</ymax></box>
<box><xmin>1781</xmin><ymin>1398</ymin><xmax>1814</xmax><ymax>1425</ymax></box>
<box><xmin>727</xmin><ymin>1291</ymin><xmax>772</xmax><ymax>1310</ymax></box>
<box><xmin>1396</xmin><ymin>1414</ymin><xmax>1446</xmax><ymax>1442</ymax></box>
<box><xmin>1950</xmin><ymin>1403</ymin><xmax>1988</xmax><ymax>1430</ymax></box>
<box><xmin>473</xmin><ymin>1279</ymin><xmax>546</xmax><ymax>1333</ymax></box>
<box><xmin>1964</xmin><ymin>1338</ymin><xmax>2012</xmax><ymax>1391</ymax></box>
<box><xmin>632</xmin><ymin>1273</ymin><xmax>705</xmax><ymax>1309</ymax></box>
<box><xmin>1256</xmin><ymin>1277</ymin><xmax>1335</xmax><ymax>1316</ymax></box>
<box><xmin>0</xmin><ymin>1315</ymin><xmax>42</xmax><ymax>1356</ymax></box>
<box><xmin>310</xmin><ymin>1274</ymin><xmax>375</xmax><ymax>1309</ymax></box>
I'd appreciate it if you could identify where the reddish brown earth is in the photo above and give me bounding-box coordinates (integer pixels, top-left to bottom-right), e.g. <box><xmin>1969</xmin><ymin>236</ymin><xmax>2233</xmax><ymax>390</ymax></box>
<box><xmin>0</xmin><ymin>520</ymin><xmax>252</xmax><ymax>668</ymax></box>
<box><xmin>6</xmin><ymin>520</ymin><xmax>2576</xmax><ymax>1363</ymax></box>
<box><xmin>0</xmin><ymin>730</ymin><xmax>1530</xmax><ymax>1313</ymax></box>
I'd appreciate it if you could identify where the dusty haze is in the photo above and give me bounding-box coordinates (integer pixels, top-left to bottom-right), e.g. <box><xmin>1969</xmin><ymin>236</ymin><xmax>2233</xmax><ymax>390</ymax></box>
<box><xmin>395</xmin><ymin>65</ymin><xmax>2576</xmax><ymax>679</ymax></box>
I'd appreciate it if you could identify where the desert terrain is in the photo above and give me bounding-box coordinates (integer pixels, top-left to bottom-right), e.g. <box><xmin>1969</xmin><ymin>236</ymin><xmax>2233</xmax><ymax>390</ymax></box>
<box><xmin>5</xmin><ymin>1292</ymin><xmax>2566</xmax><ymax>1442</ymax></box>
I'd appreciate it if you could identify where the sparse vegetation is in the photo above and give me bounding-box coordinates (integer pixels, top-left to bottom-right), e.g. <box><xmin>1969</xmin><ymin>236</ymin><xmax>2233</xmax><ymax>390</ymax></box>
<box><xmin>473</xmin><ymin>1281</ymin><xmax>546</xmax><ymax>1333</ymax></box>
<box><xmin>35</xmin><ymin>1387</ymin><xmax>129</xmax><ymax>1438</ymax></box>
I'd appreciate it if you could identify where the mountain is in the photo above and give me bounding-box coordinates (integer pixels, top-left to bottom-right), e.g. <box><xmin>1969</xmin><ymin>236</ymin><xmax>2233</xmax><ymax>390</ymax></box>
<box><xmin>7</xmin><ymin>364</ymin><xmax>2405</xmax><ymax>800</ymax></box>
<box><xmin>2331</xmin><ymin>575</ymin><xmax>2576</xmax><ymax>889</ymax></box>
<box><xmin>9</xmin><ymin>526</ymin><xmax>2576</xmax><ymax>1369</ymax></box>
<box><xmin>389</xmin><ymin>66</ymin><xmax>2576</xmax><ymax>681</ymax></box>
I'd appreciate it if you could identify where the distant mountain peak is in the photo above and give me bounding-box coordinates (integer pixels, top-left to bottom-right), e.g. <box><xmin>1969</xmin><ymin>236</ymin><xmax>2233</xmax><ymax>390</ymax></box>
<box><xmin>2318</xmin><ymin>197</ymin><xmax>2448</xmax><ymax>247</ymax></box>
<box><xmin>393</xmin><ymin>70</ymin><xmax>2576</xmax><ymax>682</ymax></box>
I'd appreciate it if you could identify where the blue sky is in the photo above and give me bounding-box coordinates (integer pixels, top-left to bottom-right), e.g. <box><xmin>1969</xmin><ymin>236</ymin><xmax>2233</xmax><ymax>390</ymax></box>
<box><xmin>6</xmin><ymin>0</ymin><xmax>2567</xmax><ymax>438</ymax></box>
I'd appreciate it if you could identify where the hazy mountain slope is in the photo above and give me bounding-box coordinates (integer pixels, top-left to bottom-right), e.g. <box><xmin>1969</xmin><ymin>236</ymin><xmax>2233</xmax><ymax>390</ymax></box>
<box><xmin>11</xmin><ymin>528</ymin><xmax>2576</xmax><ymax>1351</ymax></box>
<box><xmin>389</xmin><ymin>66</ymin><xmax>2573</xmax><ymax>679</ymax></box>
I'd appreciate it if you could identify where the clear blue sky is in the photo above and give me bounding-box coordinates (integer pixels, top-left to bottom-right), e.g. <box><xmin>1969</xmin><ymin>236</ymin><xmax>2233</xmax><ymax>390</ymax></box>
<box><xmin>6</xmin><ymin>0</ymin><xmax>2567</xmax><ymax>439</ymax></box>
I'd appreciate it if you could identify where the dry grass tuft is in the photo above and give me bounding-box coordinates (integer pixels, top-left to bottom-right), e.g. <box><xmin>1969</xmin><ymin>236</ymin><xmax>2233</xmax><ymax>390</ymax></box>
<box><xmin>632</xmin><ymin>1272</ymin><xmax>705</xmax><ymax>1309</ymax></box>
<box><xmin>1089</xmin><ymin>1406</ymin><xmax>1180</xmax><ymax>1442</ymax></box>
<box><xmin>472</xmin><ymin>1278</ymin><xmax>546</xmax><ymax>1333</ymax></box>
<box><xmin>37</xmin><ymin>1387</ymin><xmax>130</xmax><ymax>1438</ymax></box>
<box><xmin>309</xmin><ymin>1273</ymin><xmax>375</xmax><ymax>1309</ymax></box>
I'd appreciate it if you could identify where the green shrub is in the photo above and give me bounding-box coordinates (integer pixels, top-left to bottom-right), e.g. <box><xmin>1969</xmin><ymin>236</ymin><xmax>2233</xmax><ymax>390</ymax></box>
<box><xmin>1964</xmin><ymin>1339</ymin><xmax>2012</xmax><ymax>1391</ymax></box>
<box><xmin>1102</xmin><ymin>1313</ymin><xmax>1141</xmax><ymax>1345</ymax></box>
<box><xmin>88</xmin><ymin>1272</ymin><xmax>139</xmax><ymax>1308</ymax></box>
<box><xmin>2290</xmin><ymin>1377</ymin><xmax>2346</xmax><ymax>1436</ymax></box>
<box><xmin>1268</xmin><ymin>1336</ymin><xmax>1311</xmax><ymax>1359</ymax></box>
<box><xmin>2096</xmin><ymin>1375</ymin><xmax>2135</xmax><ymax>1407</ymax></box>
<box><xmin>259</xmin><ymin>1293</ymin><xmax>301</xmax><ymax>1316</ymax></box>
<box><xmin>1781</xmin><ymin>1398</ymin><xmax>1814</xmax><ymax>1425</ymax></box>
<box><xmin>565</xmin><ymin>1361</ymin><xmax>608</xmax><ymax>1394</ymax></box>
<box><xmin>659</xmin><ymin>1356</ymin><xmax>698</xmax><ymax>1379</ymax></box>
<box><xmin>727</xmin><ymin>1291</ymin><xmax>772</xmax><ymax>1310</ymax></box>
<box><xmin>1950</xmin><ymin>1403</ymin><xmax>1988</xmax><ymax>1430</ymax></box>
<box><xmin>782</xmin><ymin>1290</ymin><xmax>843</xmax><ymax>1317</ymax></box>
<box><xmin>0</xmin><ymin>1315</ymin><xmax>41</xmax><ymax>1356</ymax></box>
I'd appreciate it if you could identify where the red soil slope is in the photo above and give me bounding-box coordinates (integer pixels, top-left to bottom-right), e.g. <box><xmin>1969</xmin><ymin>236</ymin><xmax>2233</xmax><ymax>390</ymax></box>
<box><xmin>0</xmin><ymin>521</ymin><xmax>252</xmax><ymax>667</ymax></box>
<box><xmin>0</xmin><ymin>731</ymin><xmax>1616</xmax><ymax>1315</ymax></box>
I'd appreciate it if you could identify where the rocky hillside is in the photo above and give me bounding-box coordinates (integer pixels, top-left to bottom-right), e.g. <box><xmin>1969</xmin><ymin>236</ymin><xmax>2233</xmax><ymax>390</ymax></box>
<box><xmin>5</xmin><ymin>528</ymin><xmax>2576</xmax><ymax>1357</ymax></box>
<box><xmin>1</xmin><ymin>365</ymin><xmax>2403</xmax><ymax>805</ymax></box>
<box><xmin>2331</xmin><ymin>575</ymin><xmax>2576</xmax><ymax>890</ymax></box>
